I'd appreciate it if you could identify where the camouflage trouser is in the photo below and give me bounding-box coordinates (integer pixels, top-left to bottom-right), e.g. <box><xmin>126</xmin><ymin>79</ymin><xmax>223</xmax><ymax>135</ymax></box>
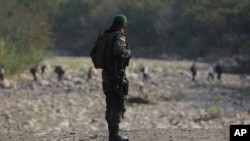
<box><xmin>102</xmin><ymin>70</ymin><xmax>126</xmax><ymax>135</ymax></box>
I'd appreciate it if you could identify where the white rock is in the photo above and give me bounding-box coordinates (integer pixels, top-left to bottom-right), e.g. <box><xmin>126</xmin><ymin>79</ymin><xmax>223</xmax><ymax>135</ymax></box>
<box><xmin>59</xmin><ymin>121</ymin><xmax>70</xmax><ymax>129</ymax></box>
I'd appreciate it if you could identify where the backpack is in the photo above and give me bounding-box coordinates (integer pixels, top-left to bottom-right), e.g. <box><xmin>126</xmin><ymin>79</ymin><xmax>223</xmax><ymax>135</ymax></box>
<box><xmin>90</xmin><ymin>32</ymin><xmax>118</xmax><ymax>69</ymax></box>
<box><xmin>90</xmin><ymin>34</ymin><xmax>107</xmax><ymax>69</ymax></box>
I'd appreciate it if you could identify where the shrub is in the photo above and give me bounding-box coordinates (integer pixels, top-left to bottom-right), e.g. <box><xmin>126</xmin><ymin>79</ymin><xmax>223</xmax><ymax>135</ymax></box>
<box><xmin>0</xmin><ymin>43</ymin><xmax>46</xmax><ymax>75</ymax></box>
<box><xmin>208</xmin><ymin>105</ymin><xmax>221</xmax><ymax>118</ymax></box>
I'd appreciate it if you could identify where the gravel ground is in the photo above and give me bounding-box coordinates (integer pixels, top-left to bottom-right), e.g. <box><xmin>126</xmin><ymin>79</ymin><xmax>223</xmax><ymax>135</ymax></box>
<box><xmin>0</xmin><ymin>57</ymin><xmax>249</xmax><ymax>140</ymax></box>
<box><xmin>0</xmin><ymin>128</ymin><xmax>229</xmax><ymax>141</ymax></box>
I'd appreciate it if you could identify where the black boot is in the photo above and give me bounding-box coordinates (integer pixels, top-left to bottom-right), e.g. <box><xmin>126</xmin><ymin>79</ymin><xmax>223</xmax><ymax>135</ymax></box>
<box><xmin>109</xmin><ymin>134</ymin><xmax>129</xmax><ymax>141</ymax></box>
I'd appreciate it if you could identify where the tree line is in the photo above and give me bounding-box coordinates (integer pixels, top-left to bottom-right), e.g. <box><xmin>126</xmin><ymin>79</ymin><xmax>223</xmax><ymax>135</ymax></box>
<box><xmin>0</xmin><ymin>0</ymin><xmax>249</xmax><ymax>74</ymax></box>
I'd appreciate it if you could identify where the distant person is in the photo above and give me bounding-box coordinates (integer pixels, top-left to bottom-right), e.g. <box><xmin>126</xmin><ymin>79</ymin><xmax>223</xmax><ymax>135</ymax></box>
<box><xmin>41</xmin><ymin>65</ymin><xmax>47</xmax><ymax>78</ymax></box>
<box><xmin>0</xmin><ymin>65</ymin><xmax>4</xmax><ymax>81</ymax></box>
<box><xmin>87</xmin><ymin>67</ymin><xmax>94</xmax><ymax>82</ymax></box>
<box><xmin>190</xmin><ymin>62</ymin><xmax>197</xmax><ymax>81</ymax></box>
<box><xmin>214</xmin><ymin>63</ymin><xmax>222</xmax><ymax>80</ymax></box>
<box><xmin>30</xmin><ymin>65</ymin><xmax>38</xmax><ymax>81</ymax></box>
<box><xmin>54</xmin><ymin>65</ymin><xmax>65</xmax><ymax>81</ymax></box>
<box><xmin>141</xmin><ymin>65</ymin><xmax>149</xmax><ymax>82</ymax></box>
<box><xmin>207</xmin><ymin>65</ymin><xmax>214</xmax><ymax>81</ymax></box>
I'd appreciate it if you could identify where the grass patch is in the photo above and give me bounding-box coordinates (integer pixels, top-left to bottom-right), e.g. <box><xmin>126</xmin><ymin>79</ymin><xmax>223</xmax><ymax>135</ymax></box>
<box><xmin>0</xmin><ymin>46</ymin><xmax>46</xmax><ymax>75</ymax></box>
<box><xmin>147</xmin><ymin>98</ymin><xmax>158</xmax><ymax>104</ymax></box>
<box><xmin>127</xmin><ymin>62</ymin><xmax>144</xmax><ymax>73</ymax></box>
<box><xmin>208</xmin><ymin>105</ymin><xmax>222</xmax><ymax>118</ymax></box>
<box><xmin>44</xmin><ymin>57</ymin><xmax>93</xmax><ymax>69</ymax></box>
<box><xmin>170</xmin><ymin>89</ymin><xmax>184</xmax><ymax>101</ymax></box>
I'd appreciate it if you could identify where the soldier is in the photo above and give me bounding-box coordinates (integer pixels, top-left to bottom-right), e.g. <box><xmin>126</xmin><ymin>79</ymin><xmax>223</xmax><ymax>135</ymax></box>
<box><xmin>101</xmin><ymin>14</ymin><xmax>131</xmax><ymax>141</ymax></box>
<box><xmin>190</xmin><ymin>62</ymin><xmax>197</xmax><ymax>81</ymax></box>
<box><xmin>214</xmin><ymin>63</ymin><xmax>222</xmax><ymax>80</ymax></box>
<box><xmin>30</xmin><ymin>65</ymin><xmax>38</xmax><ymax>81</ymax></box>
<box><xmin>0</xmin><ymin>65</ymin><xmax>4</xmax><ymax>81</ymax></box>
<box><xmin>54</xmin><ymin>65</ymin><xmax>65</xmax><ymax>81</ymax></box>
<box><xmin>41</xmin><ymin>65</ymin><xmax>47</xmax><ymax>79</ymax></box>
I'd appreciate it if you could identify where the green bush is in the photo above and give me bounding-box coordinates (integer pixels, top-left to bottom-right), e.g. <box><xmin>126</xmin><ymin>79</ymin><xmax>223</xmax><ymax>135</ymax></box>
<box><xmin>0</xmin><ymin>43</ymin><xmax>46</xmax><ymax>75</ymax></box>
<box><xmin>0</xmin><ymin>0</ymin><xmax>54</xmax><ymax>75</ymax></box>
<box><xmin>208</xmin><ymin>105</ymin><xmax>221</xmax><ymax>118</ymax></box>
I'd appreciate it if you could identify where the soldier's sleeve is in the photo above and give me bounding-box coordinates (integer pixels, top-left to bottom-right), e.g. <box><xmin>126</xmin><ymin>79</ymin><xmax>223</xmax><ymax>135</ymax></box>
<box><xmin>113</xmin><ymin>34</ymin><xmax>131</xmax><ymax>59</ymax></box>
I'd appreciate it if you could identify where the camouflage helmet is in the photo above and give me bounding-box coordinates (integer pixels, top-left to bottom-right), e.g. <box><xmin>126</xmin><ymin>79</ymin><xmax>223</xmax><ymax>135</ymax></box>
<box><xmin>112</xmin><ymin>14</ymin><xmax>127</xmax><ymax>24</ymax></box>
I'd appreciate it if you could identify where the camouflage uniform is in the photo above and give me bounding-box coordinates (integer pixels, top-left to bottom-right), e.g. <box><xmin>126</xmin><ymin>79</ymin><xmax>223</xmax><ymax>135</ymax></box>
<box><xmin>102</xmin><ymin>27</ymin><xmax>131</xmax><ymax>139</ymax></box>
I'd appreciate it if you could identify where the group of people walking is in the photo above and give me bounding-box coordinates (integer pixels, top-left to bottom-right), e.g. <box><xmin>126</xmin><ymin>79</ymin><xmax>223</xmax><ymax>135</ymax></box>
<box><xmin>190</xmin><ymin>62</ymin><xmax>222</xmax><ymax>81</ymax></box>
<box><xmin>0</xmin><ymin>64</ymin><xmax>65</xmax><ymax>83</ymax></box>
<box><xmin>29</xmin><ymin>65</ymin><xmax>65</xmax><ymax>82</ymax></box>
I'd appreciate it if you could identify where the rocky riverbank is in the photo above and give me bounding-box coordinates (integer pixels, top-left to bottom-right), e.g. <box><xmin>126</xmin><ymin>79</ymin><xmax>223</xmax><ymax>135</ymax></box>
<box><xmin>0</xmin><ymin>57</ymin><xmax>249</xmax><ymax>140</ymax></box>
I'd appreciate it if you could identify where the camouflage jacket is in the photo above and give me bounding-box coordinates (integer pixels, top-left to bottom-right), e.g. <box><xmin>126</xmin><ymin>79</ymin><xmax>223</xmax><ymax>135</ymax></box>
<box><xmin>103</xmin><ymin>28</ymin><xmax>132</xmax><ymax>72</ymax></box>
